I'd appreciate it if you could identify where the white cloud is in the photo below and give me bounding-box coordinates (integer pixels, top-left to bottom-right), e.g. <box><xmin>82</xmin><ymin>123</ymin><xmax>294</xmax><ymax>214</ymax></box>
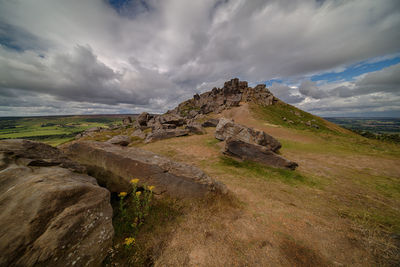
<box><xmin>0</xmin><ymin>0</ymin><xmax>399</xmax><ymax>115</ymax></box>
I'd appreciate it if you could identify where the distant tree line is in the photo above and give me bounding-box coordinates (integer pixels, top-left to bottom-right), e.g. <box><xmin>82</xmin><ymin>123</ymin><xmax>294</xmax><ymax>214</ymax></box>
<box><xmin>349</xmin><ymin>128</ymin><xmax>400</xmax><ymax>144</ymax></box>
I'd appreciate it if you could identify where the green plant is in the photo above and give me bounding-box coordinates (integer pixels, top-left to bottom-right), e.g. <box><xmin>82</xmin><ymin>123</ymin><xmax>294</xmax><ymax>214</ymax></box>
<box><xmin>117</xmin><ymin>179</ymin><xmax>155</xmax><ymax>241</ymax></box>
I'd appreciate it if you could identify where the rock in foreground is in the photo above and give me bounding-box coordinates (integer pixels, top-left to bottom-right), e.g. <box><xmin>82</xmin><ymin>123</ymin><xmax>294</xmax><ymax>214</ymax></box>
<box><xmin>0</xmin><ymin>140</ymin><xmax>113</xmax><ymax>267</ymax></box>
<box><xmin>223</xmin><ymin>138</ymin><xmax>298</xmax><ymax>170</ymax></box>
<box><xmin>63</xmin><ymin>141</ymin><xmax>227</xmax><ymax>197</ymax></box>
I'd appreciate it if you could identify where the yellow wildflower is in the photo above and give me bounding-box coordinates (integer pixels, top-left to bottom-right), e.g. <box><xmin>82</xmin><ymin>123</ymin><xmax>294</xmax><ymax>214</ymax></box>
<box><xmin>118</xmin><ymin>192</ymin><xmax>127</xmax><ymax>197</ymax></box>
<box><xmin>124</xmin><ymin>237</ymin><xmax>135</xmax><ymax>246</ymax></box>
<box><xmin>130</xmin><ymin>178</ymin><xmax>139</xmax><ymax>184</ymax></box>
<box><xmin>148</xmin><ymin>185</ymin><xmax>155</xmax><ymax>191</ymax></box>
<box><xmin>136</xmin><ymin>191</ymin><xmax>142</xmax><ymax>196</ymax></box>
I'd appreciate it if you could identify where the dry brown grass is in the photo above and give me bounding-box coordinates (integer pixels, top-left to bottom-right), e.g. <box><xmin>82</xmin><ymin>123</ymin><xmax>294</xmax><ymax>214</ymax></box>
<box><xmin>101</xmin><ymin>104</ymin><xmax>400</xmax><ymax>266</ymax></box>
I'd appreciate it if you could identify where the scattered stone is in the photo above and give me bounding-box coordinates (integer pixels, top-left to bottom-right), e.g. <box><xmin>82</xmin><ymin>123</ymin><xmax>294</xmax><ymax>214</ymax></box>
<box><xmin>282</xmin><ymin>117</ymin><xmax>287</xmax><ymax>121</ymax></box>
<box><xmin>215</xmin><ymin>118</ymin><xmax>281</xmax><ymax>152</ymax></box>
<box><xmin>223</xmin><ymin>138</ymin><xmax>298</xmax><ymax>170</ymax></box>
<box><xmin>107</xmin><ymin>135</ymin><xmax>130</xmax><ymax>146</ymax></box>
<box><xmin>288</xmin><ymin>120</ymin><xmax>294</xmax><ymax>124</ymax></box>
<box><xmin>0</xmin><ymin>139</ymin><xmax>113</xmax><ymax>267</ymax></box>
<box><xmin>202</xmin><ymin>118</ymin><xmax>220</xmax><ymax>127</ymax></box>
<box><xmin>145</xmin><ymin>128</ymin><xmax>190</xmax><ymax>143</ymax></box>
<box><xmin>122</xmin><ymin>116</ymin><xmax>133</xmax><ymax>125</ymax></box>
<box><xmin>306</xmin><ymin>121</ymin><xmax>311</xmax><ymax>127</ymax></box>
<box><xmin>294</xmin><ymin>111</ymin><xmax>301</xmax><ymax>117</ymax></box>
<box><xmin>63</xmin><ymin>141</ymin><xmax>228</xmax><ymax>197</ymax></box>
<box><xmin>75</xmin><ymin>127</ymin><xmax>103</xmax><ymax>140</ymax></box>
<box><xmin>312</xmin><ymin>124</ymin><xmax>320</xmax><ymax>129</ymax></box>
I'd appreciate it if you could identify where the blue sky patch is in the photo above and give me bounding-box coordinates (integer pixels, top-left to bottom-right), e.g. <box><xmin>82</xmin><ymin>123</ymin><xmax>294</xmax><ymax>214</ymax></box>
<box><xmin>310</xmin><ymin>56</ymin><xmax>400</xmax><ymax>83</ymax></box>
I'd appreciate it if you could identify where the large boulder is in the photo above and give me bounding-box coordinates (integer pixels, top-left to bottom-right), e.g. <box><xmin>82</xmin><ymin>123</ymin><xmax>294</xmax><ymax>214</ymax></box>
<box><xmin>63</xmin><ymin>141</ymin><xmax>227</xmax><ymax>197</ymax></box>
<box><xmin>202</xmin><ymin>118</ymin><xmax>220</xmax><ymax>127</ymax></box>
<box><xmin>0</xmin><ymin>140</ymin><xmax>113</xmax><ymax>267</ymax></box>
<box><xmin>136</xmin><ymin>112</ymin><xmax>150</xmax><ymax>126</ymax></box>
<box><xmin>122</xmin><ymin>116</ymin><xmax>133</xmax><ymax>125</ymax></box>
<box><xmin>223</xmin><ymin>138</ymin><xmax>298</xmax><ymax>170</ymax></box>
<box><xmin>186</xmin><ymin>122</ymin><xmax>205</xmax><ymax>135</ymax></box>
<box><xmin>158</xmin><ymin>114</ymin><xmax>186</xmax><ymax>126</ymax></box>
<box><xmin>145</xmin><ymin>128</ymin><xmax>189</xmax><ymax>143</ymax></box>
<box><xmin>215</xmin><ymin>118</ymin><xmax>281</xmax><ymax>152</ymax></box>
<box><xmin>107</xmin><ymin>135</ymin><xmax>130</xmax><ymax>146</ymax></box>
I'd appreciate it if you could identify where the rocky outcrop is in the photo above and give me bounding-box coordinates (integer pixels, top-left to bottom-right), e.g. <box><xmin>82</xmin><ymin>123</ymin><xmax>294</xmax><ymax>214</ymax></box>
<box><xmin>63</xmin><ymin>141</ymin><xmax>227</xmax><ymax>197</ymax></box>
<box><xmin>215</xmin><ymin>118</ymin><xmax>281</xmax><ymax>152</ymax></box>
<box><xmin>223</xmin><ymin>138</ymin><xmax>298</xmax><ymax>170</ymax></box>
<box><xmin>169</xmin><ymin>78</ymin><xmax>278</xmax><ymax>119</ymax></box>
<box><xmin>214</xmin><ymin>118</ymin><xmax>297</xmax><ymax>170</ymax></box>
<box><xmin>0</xmin><ymin>140</ymin><xmax>113</xmax><ymax>267</ymax></box>
<box><xmin>107</xmin><ymin>135</ymin><xmax>130</xmax><ymax>146</ymax></box>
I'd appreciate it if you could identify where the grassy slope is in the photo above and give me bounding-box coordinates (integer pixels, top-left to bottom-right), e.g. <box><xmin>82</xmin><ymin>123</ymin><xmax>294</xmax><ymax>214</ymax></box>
<box><xmin>106</xmin><ymin>103</ymin><xmax>399</xmax><ymax>266</ymax></box>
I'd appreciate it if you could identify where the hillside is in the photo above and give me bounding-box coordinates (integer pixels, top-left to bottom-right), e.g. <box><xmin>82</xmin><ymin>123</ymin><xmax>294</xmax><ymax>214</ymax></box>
<box><xmin>1</xmin><ymin>79</ymin><xmax>399</xmax><ymax>266</ymax></box>
<box><xmin>73</xmin><ymin>79</ymin><xmax>400</xmax><ymax>266</ymax></box>
<box><xmin>132</xmin><ymin>103</ymin><xmax>400</xmax><ymax>266</ymax></box>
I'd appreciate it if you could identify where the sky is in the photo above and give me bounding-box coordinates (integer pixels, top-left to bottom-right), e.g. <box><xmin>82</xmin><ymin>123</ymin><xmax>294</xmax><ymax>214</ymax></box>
<box><xmin>0</xmin><ymin>0</ymin><xmax>399</xmax><ymax>117</ymax></box>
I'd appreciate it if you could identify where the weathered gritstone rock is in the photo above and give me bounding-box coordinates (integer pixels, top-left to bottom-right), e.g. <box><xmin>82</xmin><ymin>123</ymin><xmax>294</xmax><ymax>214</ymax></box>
<box><xmin>0</xmin><ymin>139</ymin><xmax>113</xmax><ymax>267</ymax></box>
<box><xmin>223</xmin><ymin>138</ymin><xmax>298</xmax><ymax>170</ymax></box>
<box><xmin>0</xmin><ymin>139</ymin><xmax>85</xmax><ymax>172</ymax></box>
<box><xmin>202</xmin><ymin>118</ymin><xmax>220</xmax><ymax>127</ymax></box>
<box><xmin>215</xmin><ymin>118</ymin><xmax>282</xmax><ymax>152</ymax></box>
<box><xmin>107</xmin><ymin>135</ymin><xmax>130</xmax><ymax>146</ymax></box>
<box><xmin>169</xmin><ymin>78</ymin><xmax>278</xmax><ymax>119</ymax></box>
<box><xmin>63</xmin><ymin>141</ymin><xmax>227</xmax><ymax>197</ymax></box>
<box><xmin>145</xmin><ymin>128</ymin><xmax>190</xmax><ymax>143</ymax></box>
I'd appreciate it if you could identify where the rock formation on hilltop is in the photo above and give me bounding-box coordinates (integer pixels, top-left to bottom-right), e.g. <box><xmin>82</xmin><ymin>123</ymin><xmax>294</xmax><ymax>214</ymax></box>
<box><xmin>121</xmin><ymin>78</ymin><xmax>279</xmax><ymax>144</ymax></box>
<box><xmin>170</xmin><ymin>78</ymin><xmax>278</xmax><ymax>118</ymax></box>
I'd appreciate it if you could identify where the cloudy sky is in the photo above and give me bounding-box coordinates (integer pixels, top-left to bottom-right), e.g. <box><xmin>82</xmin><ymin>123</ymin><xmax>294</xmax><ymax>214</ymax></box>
<box><xmin>0</xmin><ymin>0</ymin><xmax>399</xmax><ymax>117</ymax></box>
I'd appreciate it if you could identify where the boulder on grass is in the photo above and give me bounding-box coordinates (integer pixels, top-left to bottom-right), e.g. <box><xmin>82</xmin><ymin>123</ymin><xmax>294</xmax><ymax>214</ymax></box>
<box><xmin>145</xmin><ymin>128</ymin><xmax>189</xmax><ymax>143</ymax></box>
<box><xmin>0</xmin><ymin>140</ymin><xmax>113</xmax><ymax>267</ymax></box>
<box><xmin>186</xmin><ymin>122</ymin><xmax>205</xmax><ymax>135</ymax></box>
<box><xmin>202</xmin><ymin>118</ymin><xmax>220</xmax><ymax>127</ymax></box>
<box><xmin>215</xmin><ymin>118</ymin><xmax>281</xmax><ymax>152</ymax></box>
<box><xmin>223</xmin><ymin>138</ymin><xmax>298</xmax><ymax>170</ymax></box>
<box><xmin>107</xmin><ymin>135</ymin><xmax>130</xmax><ymax>146</ymax></box>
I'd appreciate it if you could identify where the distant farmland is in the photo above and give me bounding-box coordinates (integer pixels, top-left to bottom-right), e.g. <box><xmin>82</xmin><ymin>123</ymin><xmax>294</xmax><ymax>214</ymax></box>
<box><xmin>0</xmin><ymin>114</ymin><xmax>136</xmax><ymax>146</ymax></box>
<box><xmin>324</xmin><ymin>117</ymin><xmax>400</xmax><ymax>134</ymax></box>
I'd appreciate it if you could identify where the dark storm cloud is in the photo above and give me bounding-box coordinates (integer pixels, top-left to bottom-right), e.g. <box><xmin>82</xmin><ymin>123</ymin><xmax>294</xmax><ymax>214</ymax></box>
<box><xmin>0</xmin><ymin>0</ymin><xmax>400</xmax><ymax>115</ymax></box>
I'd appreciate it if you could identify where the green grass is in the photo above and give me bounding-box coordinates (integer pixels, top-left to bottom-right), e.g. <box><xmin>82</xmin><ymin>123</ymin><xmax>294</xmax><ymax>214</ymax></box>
<box><xmin>0</xmin><ymin>115</ymin><xmax>127</xmax><ymax>146</ymax></box>
<box><xmin>105</xmin><ymin>195</ymin><xmax>185</xmax><ymax>266</ymax></box>
<box><xmin>217</xmin><ymin>156</ymin><xmax>320</xmax><ymax>187</ymax></box>
<box><xmin>251</xmin><ymin>102</ymin><xmax>334</xmax><ymax>133</ymax></box>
